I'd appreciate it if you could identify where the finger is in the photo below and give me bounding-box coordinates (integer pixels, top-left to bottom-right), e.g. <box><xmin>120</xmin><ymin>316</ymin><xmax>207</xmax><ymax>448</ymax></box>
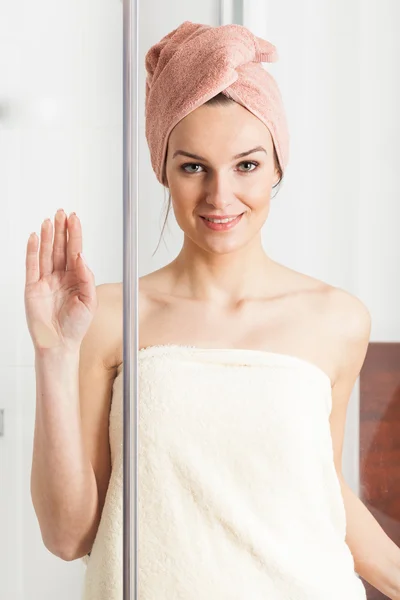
<box><xmin>25</xmin><ymin>232</ymin><xmax>40</xmax><ymax>286</ymax></box>
<box><xmin>66</xmin><ymin>213</ymin><xmax>82</xmax><ymax>272</ymax></box>
<box><xmin>76</xmin><ymin>254</ymin><xmax>96</xmax><ymax>309</ymax></box>
<box><xmin>53</xmin><ymin>209</ymin><xmax>67</xmax><ymax>272</ymax></box>
<box><xmin>39</xmin><ymin>219</ymin><xmax>54</xmax><ymax>278</ymax></box>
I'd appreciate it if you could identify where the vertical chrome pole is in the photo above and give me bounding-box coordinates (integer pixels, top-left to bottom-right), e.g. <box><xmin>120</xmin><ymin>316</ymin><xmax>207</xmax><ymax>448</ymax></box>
<box><xmin>123</xmin><ymin>0</ymin><xmax>139</xmax><ymax>598</ymax></box>
<box><xmin>219</xmin><ymin>0</ymin><xmax>224</xmax><ymax>25</ymax></box>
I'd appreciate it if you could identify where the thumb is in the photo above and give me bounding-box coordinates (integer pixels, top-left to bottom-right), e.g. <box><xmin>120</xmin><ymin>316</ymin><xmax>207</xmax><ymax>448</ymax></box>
<box><xmin>76</xmin><ymin>253</ymin><xmax>96</xmax><ymax>304</ymax></box>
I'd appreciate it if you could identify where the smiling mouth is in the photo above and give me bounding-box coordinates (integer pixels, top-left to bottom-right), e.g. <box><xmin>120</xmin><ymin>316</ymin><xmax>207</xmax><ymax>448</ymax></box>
<box><xmin>200</xmin><ymin>213</ymin><xmax>244</xmax><ymax>223</ymax></box>
<box><xmin>199</xmin><ymin>212</ymin><xmax>245</xmax><ymax>231</ymax></box>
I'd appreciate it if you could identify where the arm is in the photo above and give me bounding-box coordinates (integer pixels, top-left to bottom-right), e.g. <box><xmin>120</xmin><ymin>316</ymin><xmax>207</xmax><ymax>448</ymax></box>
<box><xmin>328</xmin><ymin>290</ymin><xmax>400</xmax><ymax>599</ymax></box>
<box><xmin>31</xmin><ymin>284</ymin><xmax>118</xmax><ymax>561</ymax></box>
<box><xmin>32</xmin><ymin>348</ymin><xmax>99</xmax><ymax>560</ymax></box>
<box><xmin>339</xmin><ymin>477</ymin><xmax>400</xmax><ymax>599</ymax></box>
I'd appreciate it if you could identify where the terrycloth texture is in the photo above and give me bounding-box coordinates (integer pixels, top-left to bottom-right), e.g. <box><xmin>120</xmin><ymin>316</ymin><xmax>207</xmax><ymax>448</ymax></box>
<box><xmin>80</xmin><ymin>361</ymin><xmax>123</xmax><ymax>598</ymax></box>
<box><xmin>145</xmin><ymin>21</ymin><xmax>290</xmax><ymax>185</ymax></box>
<box><xmin>81</xmin><ymin>345</ymin><xmax>367</xmax><ymax>600</ymax></box>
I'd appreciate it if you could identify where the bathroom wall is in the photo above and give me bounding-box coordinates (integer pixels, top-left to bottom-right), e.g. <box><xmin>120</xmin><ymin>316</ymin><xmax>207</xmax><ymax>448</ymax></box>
<box><xmin>1</xmin><ymin>1</ymin><xmax>124</xmax><ymax>598</ymax></box>
<box><xmin>0</xmin><ymin>1</ymin><xmax>221</xmax><ymax>598</ymax></box>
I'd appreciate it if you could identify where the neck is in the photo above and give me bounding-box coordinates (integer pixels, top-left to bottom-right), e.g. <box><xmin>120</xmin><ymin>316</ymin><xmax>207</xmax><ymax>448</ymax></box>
<box><xmin>169</xmin><ymin>235</ymin><xmax>275</xmax><ymax>305</ymax></box>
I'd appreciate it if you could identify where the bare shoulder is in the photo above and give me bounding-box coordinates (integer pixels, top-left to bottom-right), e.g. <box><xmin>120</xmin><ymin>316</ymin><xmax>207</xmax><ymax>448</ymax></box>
<box><xmin>112</xmin><ymin>276</ymin><xmax>159</xmax><ymax>314</ymax></box>
<box><xmin>102</xmin><ymin>276</ymin><xmax>160</xmax><ymax>365</ymax></box>
<box><xmin>276</xmin><ymin>263</ymin><xmax>371</xmax><ymax>385</ymax></box>
<box><xmin>297</xmin><ymin>268</ymin><xmax>372</xmax><ymax>353</ymax></box>
<box><xmin>322</xmin><ymin>285</ymin><xmax>371</xmax><ymax>383</ymax></box>
<box><xmin>321</xmin><ymin>285</ymin><xmax>371</xmax><ymax>340</ymax></box>
<box><xmin>279</xmin><ymin>262</ymin><xmax>371</xmax><ymax>339</ymax></box>
<box><xmin>308</xmin><ymin>279</ymin><xmax>371</xmax><ymax>385</ymax></box>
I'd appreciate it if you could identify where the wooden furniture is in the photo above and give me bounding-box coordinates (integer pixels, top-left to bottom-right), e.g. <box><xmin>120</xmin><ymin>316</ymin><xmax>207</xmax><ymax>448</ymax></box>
<box><xmin>359</xmin><ymin>342</ymin><xmax>400</xmax><ymax>599</ymax></box>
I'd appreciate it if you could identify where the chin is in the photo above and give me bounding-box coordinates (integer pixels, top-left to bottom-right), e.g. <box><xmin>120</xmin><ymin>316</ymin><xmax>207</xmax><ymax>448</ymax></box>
<box><xmin>196</xmin><ymin>236</ymin><xmax>247</xmax><ymax>255</ymax></box>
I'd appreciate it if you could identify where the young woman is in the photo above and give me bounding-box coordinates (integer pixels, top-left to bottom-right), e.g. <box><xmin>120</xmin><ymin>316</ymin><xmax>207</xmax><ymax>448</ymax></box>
<box><xmin>25</xmin><ymin>20</ymin><xmax>400</xmax><ymax>600</ymax></box>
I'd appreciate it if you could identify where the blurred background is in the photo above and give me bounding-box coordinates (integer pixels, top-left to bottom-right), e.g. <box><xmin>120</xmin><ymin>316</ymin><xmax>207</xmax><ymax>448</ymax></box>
<box><xmin>1</xmin><ymin>0</ymin><xmax>399</xmax><ymax>597</ymax></box>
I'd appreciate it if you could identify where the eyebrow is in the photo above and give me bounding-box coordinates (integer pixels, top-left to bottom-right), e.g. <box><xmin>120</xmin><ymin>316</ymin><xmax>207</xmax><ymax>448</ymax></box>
<box><xmin>172</xmin><ymin>145</ymin><xmax>267</xmax><ymax>161</ymax></box>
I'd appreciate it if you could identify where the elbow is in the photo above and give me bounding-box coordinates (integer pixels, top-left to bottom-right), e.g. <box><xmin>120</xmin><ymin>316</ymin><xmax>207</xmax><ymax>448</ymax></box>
<box><xmin>44</xmin><ymin>535</ymin><xmax>93</xmax><ymax>562</ymax></box>
<box><xmin>31</xmin><ymin>506</ymin><xmax>82</xmax><ymax>561</ymax></box>
<box><xmin>30</xmin><ymin>488</ymin><xmax>99</xmax><ymax>562</ymax></box>
<box><xmin>60</xmin><ymin>547</ymin><xmax>92</xmax><ymax>562</ymax></box>
<box><xmin>43</xmin><ymin>536</ymin><xmax>75</xmax><ymax>561</ymax></box>
<box><xmin>50</xmin><ymin>545</ymin><xmax>78</xmax><ymax>562</ymax></box>
<box><xmin>39</xmin><ymin>518</ymin><xmax>95</xmax><ymax>562</ymax></box>
<box><xmin>31</xmin><ymin>495</ymin><xmax>97</xmax><ymax>561</ymax></box>
<box><xmin>42</xmin><ymin>531</ymin><xmax>76</xmax><ymax>561</ymax></box>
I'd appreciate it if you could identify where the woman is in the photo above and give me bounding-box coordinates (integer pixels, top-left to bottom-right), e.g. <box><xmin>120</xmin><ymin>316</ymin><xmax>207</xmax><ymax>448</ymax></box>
<box><xmin>25</xmin><ymin>20</ymin><xmax>400</xmax><ymax>600</ymax></box>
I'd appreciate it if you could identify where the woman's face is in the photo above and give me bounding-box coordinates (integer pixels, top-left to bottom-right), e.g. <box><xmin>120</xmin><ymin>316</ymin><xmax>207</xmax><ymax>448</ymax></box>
<box><xmin>164</xmin><ymin>101</ymin><xmax>281</xmax><ymax>255</ymax></box>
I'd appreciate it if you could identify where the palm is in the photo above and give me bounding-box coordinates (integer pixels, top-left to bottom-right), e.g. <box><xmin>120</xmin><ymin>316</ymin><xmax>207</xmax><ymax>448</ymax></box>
<box><xmin>24</xmin><ymin>211</ymin><xmax>97</xmax><ymax>352</ymax></box>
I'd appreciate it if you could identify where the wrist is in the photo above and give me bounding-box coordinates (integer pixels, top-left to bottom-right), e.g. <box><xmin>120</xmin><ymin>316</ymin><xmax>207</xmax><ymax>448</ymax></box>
<box><xmin>34</xmin><ymin>345</ymin><xmax>81</xmax><ymax>362</ymax></box>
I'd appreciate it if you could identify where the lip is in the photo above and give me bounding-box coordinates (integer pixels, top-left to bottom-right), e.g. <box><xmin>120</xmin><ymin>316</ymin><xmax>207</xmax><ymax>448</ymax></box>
<box><xmin>199</xmin><ymin>212</ymin><xmax>244</xmax><ymax>231</ymax></box>
<box><xmin>200</xmin><ymin>214</ymin><xmax>244</xmax><ymax>219</ymax></box>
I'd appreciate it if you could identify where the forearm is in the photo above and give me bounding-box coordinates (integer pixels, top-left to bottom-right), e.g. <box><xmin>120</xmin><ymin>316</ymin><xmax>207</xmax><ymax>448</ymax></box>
<box><xmin>31</xmin><ymin>348</ymin><xmax>99</xmax><ymax>559</ymax></box>
<box><xmin>340</xmin><ymin>477</ymin><xmax>400</xmax><ymax>599</ymax></box>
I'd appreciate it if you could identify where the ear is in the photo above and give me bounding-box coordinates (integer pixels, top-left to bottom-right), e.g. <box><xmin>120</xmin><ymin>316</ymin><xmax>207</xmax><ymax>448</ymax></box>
<box><xmin>273</xmin><ymin>166</ymin><xmax>282</xmax><ymax>186</ymax></box>
<box><xmin>162</xmin><ymin>161</ymin><xmax>169</xmax><ymax>188</ymax></box>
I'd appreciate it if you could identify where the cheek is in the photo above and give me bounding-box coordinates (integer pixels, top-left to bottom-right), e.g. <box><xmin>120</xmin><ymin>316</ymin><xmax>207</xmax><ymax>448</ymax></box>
<box><xmin>247</xmin><ymin>174</ymin><xmax>275</xmax><ymax>204</ymax></box>
<box><xmin>170</xmin><ymin>195</ymin><xmax>197</xmax><ymax>222</ymax></box>
<box><xmin>244</xmin><ymin>191</ymin><xmax>271</xmax><ymax>213</ymax></box>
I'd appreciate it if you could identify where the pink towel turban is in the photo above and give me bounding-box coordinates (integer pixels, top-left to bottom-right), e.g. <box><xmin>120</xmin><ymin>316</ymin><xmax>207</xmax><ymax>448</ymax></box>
<box><xmin>145</xmin><ymin>20</ymin><xmax>290</xmax><ymax>186</ymax></box>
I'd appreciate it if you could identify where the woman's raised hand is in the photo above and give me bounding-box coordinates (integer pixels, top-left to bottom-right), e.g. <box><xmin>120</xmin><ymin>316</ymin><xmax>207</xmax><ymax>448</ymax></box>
<box><xmin>24</xmin><ymin>210</ymin><xmax>98</xmax><ymax>353</ymax></box>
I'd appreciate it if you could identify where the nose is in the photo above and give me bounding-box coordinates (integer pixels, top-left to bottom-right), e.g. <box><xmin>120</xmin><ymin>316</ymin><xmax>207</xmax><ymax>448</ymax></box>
<box><xmin>204</xmin><ymin>172</ymin><xmax>234</xmax><ymax>209</ymax></box>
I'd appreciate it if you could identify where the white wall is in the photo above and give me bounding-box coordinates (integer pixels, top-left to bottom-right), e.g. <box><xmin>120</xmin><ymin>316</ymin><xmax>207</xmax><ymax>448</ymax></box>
<box><xmin>357</xmin><ymin>0</ymin><xmax>400</xmax><ymax>341</ymax></box>
<box><xmin>1</xmin><ymin>0</ymin><xmax>124</xmax><ymax>598</ymax></box>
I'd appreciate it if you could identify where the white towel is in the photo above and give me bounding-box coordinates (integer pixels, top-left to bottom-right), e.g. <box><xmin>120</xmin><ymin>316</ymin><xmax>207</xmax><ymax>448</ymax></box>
<box><xmin>81</xmin><ymin>345</ymin><xmax>367</xmax><ymax>599</ymax></box>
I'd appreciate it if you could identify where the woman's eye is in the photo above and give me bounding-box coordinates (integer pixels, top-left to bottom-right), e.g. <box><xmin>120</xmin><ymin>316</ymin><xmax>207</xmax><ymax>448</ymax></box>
<box><xmin>238</xmin><ymin>161</ymin><xmax>259</xmax><ymax>172</ymax></box>
<box><xmin>182</xmin><ymin>163</ymin><xmax>203</xmax><ymax>173</ymax></box>
<box><xmin>181</xmin><ymin>161</ymin><xmax>259</xmax><ymax>174</ymax></box>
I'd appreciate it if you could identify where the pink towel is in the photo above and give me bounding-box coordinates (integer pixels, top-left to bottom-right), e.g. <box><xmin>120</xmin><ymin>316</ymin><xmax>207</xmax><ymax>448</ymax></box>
<box><xmin>145</xmin><ymin>20</ymin><xmax>290</xmax><ymax>186</ymax></box>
